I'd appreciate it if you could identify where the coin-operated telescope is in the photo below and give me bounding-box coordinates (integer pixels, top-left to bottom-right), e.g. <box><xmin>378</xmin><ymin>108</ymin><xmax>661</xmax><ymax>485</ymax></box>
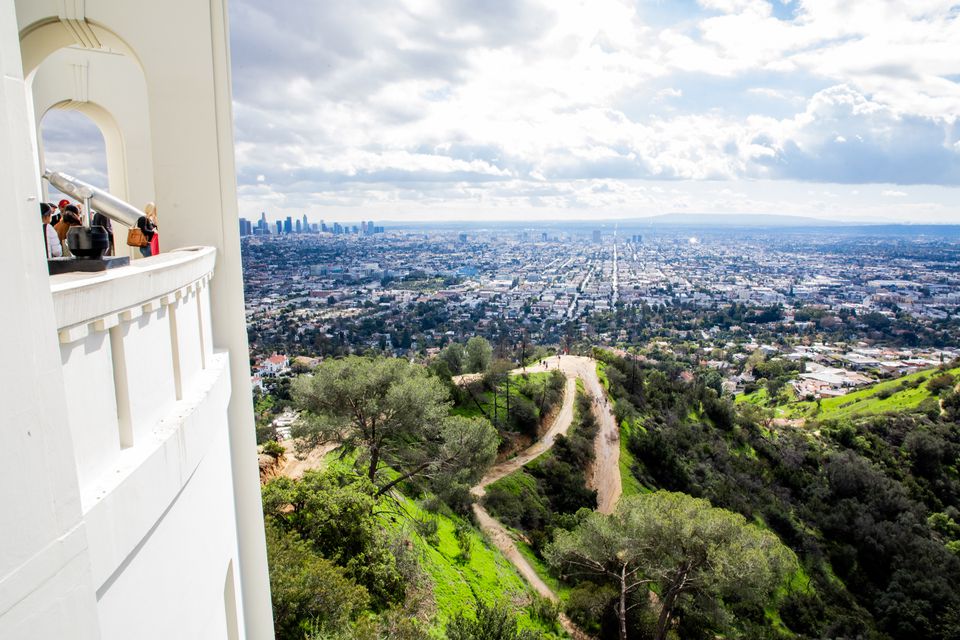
<box><xmin>42</xmin><ymin>171</ymin><xmax>144</xmax><ymax>273</ymax></box>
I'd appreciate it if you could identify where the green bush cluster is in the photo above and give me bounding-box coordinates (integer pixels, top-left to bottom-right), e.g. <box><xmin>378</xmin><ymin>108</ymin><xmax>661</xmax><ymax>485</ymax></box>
<box><xmin>596</xmin><ymin>349</ymin><xmax>960</xmax><ymax>639</ymax></box>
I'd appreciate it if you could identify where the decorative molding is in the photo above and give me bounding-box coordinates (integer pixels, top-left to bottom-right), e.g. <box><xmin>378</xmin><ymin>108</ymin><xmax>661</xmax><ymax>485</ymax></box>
<box><xmin>71</xmin><ymin>62</ymin><xmax>89</xmax><ymax>103</ymax></box>
<box><xmin>57</xmin><ymin>273</ymin><xmax>211</xmax><ymax>345</ymax></box>
<box><xmin>58</xmin><ymin>0</ymin><xmax>103</xmax><ymax>50</ymax></box>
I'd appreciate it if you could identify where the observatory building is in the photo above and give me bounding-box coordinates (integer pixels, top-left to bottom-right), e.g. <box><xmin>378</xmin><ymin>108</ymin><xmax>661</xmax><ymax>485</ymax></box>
<box><xmin>0</xmin><ymin>1</ymin><xmax>273</xmax><ymax>639</ymax></box>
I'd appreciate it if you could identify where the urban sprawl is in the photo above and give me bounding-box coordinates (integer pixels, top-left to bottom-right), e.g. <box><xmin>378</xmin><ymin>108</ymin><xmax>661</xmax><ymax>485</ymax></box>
<box><xmin>242</xmin><ymin>223</ymin><xmax>960</xmax><ymax>401</ymax></box>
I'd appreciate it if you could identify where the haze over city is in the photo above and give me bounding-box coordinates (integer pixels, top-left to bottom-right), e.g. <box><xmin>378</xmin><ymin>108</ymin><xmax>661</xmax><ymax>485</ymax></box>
<box><xmin>41</xmin><ymin>0</ymin><xmax>960</xmax><ymax>224</ymax></box>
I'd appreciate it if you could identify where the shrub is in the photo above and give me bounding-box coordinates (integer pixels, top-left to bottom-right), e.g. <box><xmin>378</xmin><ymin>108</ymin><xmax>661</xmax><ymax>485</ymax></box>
<box><xmin>565</xmin><ymin>582</ymin><xmax>616</xmax><ymax>631</ymax></box>
<box><xmin>265</xmin><ymin>525</ymin><xmax>369</xmax><ymax>639</ymax></box>
<box><xmin>927</xmin><ymin>373</ymin><xmax>956</xmax><ymax>396</ymax></box>
<box><xmin>446</xmin><ymin>598</ymin><xmax>542</xmax><ymax>640</ymax></box>
<box><xmin>529</xmin><ymin>594</ymin><xmax>560</xmax><ymax>627</ymax></box>
<box><xmin>415</xmin><ymin>516</ymin><xmax>440</xmax><ymax>547</ymax></box>
<box><xmin>510</xmin><ymin>395</ymin><xmax>539</xmax><ymax>437</ymax></box>
<box><xmin>455</xmin><ymin>522</ymin><xmax>472</xmax><ymax>563</ymax></box>
<box><xmin>483</xmin><ymin>474</ymin><xmax>551</xmax><ymax>531</ymax></box>
<box><xmin>263</xmin><ymin>439</ymin><xmax>286</xmax><ymax>458</ymax></box>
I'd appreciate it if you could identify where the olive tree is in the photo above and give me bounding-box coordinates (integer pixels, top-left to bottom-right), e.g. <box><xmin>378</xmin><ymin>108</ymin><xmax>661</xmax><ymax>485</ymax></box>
<box><xmin>292</xmin><ymin>356</ymin><xmax>498</xmax><ymax>497</ymax></box>
<box><xmin>545</xmin><ymin>491</ymin><xmax>796</xmax><ymax>640</ymax></box>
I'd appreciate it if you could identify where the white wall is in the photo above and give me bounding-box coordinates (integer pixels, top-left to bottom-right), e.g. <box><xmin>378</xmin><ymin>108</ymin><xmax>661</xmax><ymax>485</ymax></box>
<box><xmin>96</xmin><ymin>424</ymin><xmax>242</xmax><ymax>640</ymax></box>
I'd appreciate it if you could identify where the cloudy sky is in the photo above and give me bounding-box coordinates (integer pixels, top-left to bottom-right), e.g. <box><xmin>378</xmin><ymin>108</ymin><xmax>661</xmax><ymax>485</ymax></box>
<box><xmin>43</xmin><ymin>0</ymin><xmax>960</xmax><ymax>223</ymax></box>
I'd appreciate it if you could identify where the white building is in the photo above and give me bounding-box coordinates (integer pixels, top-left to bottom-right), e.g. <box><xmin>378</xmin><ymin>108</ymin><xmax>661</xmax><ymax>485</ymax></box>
<box><xmin>1</xmin><ymin>2</ymin><xmax>273</xmax><ymax>639</ymax></box>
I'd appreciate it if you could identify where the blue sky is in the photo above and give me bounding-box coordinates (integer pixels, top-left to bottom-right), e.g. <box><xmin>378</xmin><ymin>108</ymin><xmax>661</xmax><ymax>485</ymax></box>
<box><xmin>42</xmin><ymin>0</ymin><xmax>960</xmax><ymax>222</ymax></box>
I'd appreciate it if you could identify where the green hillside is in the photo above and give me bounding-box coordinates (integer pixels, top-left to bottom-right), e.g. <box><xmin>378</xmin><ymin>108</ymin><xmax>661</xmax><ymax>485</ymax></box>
<box><xmin>392</xmin><ymin>495</ymin><xmax>566</xmax><ymax>638</ymax></box>
<box><xmin>737</xmin><ymin>365</ymin><xmax>959</xmax><ymax>421</ymax></box>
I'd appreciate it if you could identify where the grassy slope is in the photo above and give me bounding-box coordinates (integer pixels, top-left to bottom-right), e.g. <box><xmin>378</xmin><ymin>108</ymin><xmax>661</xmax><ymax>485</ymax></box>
<box><xmin>736</xmin><ymin>366</ymin><xmax>959</xmax><ymax>421</ymax></box>
<box><xmin>618</xmin><ymin>419</ymin><xmax>647</xmax><ymax>498</ymax></box>
<box><xmin>389</xmin><ymin>495</ymin><xmax>566</xmax><ymax>638</ymax></box>
<box><xmin>423</xmin><ymin>372</ymin><xmax>571</xmax><ymax>637</ymax></box>
<box><xmin>320</xmin><ymin>450</ymin><xmax>563</xmax><ymax>637</ymax></box>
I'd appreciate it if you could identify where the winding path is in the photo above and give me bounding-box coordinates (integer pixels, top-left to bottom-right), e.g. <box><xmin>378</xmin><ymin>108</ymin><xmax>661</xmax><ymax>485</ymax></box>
<box><xmin>461</xmin><ymin>355</ymin><xmax>621</xmax><ymax>639</ymax></box>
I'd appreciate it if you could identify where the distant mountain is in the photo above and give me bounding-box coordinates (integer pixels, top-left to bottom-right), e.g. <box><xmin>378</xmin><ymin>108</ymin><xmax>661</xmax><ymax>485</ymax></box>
<box><xmin>635</xmin><ymin>213</ymin><xmax>851</xmax><ymax>227</ymax></box>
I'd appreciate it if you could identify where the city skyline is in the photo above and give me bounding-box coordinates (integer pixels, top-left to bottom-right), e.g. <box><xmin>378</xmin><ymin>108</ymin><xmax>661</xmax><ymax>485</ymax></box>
<box><xmin>41</xmin><ymin>0</ymin><xmax>960</xmax><ymax>223</ymax></box>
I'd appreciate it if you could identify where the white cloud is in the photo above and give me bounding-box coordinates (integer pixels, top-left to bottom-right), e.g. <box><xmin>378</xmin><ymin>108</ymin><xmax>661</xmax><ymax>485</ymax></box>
<box><xmin>747</xmin><ymin>87</ymin><xmax>790</xmax><ymax>99</ymax></box>
<box><xmin>219</xmin><ymin>0</ymin><xmax>960</xmax><ymax>221</ymax></box>
<box><xmin>653</xmin><ymin>87</ymin><xmax>683</xmax><ymax>101</ymax></box>
<box><xmin>881</xmin><ymin>190</ymin><xmax>908</xmax><ymax>197</ymax></box>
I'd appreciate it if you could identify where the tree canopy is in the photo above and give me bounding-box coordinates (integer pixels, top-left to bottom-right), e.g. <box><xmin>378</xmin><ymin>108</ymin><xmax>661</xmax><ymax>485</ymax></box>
<box><xmin>264</xmin><ymin>524</ymin><xmax>369</xmax><ymax>638</ymax></box>
<box><xmin>291</xmin><ymin>356</ymin><xmax>498</xmax><ymax>497</ymax></box>
<box><xmin>546</xmin><ymin>491</ymin><xmax>796</xmax><ymax>640</ymax></box>
<box><xmin>466</xmin><ymin>336</ymin><xmax>493</xmax><ymax>373</ymax></box>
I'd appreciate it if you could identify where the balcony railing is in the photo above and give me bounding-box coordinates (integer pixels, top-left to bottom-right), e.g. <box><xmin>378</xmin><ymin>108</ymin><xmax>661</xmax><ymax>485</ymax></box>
<box><xmin>51</xmin><ymin>247</ymin><xmax>222</xmax><ymax>508</ymax></box>
<box><xmin>52</xmin><ymin>246</ymin><xmax>242</xmax><ymax>590</ymax></box>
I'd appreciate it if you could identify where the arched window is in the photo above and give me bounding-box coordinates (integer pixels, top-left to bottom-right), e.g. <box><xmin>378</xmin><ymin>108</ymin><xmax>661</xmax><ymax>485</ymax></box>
<box><xmin>40</xmin><ymin>107</ymin><xmax>108</xmax><ymax>198</ymax></box>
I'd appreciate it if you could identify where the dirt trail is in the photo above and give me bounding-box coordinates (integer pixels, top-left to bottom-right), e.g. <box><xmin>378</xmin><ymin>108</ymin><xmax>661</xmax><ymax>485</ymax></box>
<box><xmin>457</xmin><ymin>355</ymin><xmax>621</xmax><ymax>511</ymax></box>
<box><xmin>522</xmin><ymin>356</ymin><xmax>622</xmax><ymax>513</ymax></box>
<box><xmin>471</xmin><ymin>377</ymin><xmax>577</xmax><ymax>497</ymax></box>
<box><xmin>471</xmin><ymin>502</ymin><xmax>590</xmax><ymax>639</ymax></box>
<box><xmin>467</xmin><ymin>355</ymin><xmax>621</xmax><ymax>639</ymax></box>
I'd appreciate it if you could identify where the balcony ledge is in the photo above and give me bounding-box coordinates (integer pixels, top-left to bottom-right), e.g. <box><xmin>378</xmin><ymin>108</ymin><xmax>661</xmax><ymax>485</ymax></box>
<box><xmin>51</xmin><ymin>246</ymin><xmax>216</xmax><ymax>334</ymax></box>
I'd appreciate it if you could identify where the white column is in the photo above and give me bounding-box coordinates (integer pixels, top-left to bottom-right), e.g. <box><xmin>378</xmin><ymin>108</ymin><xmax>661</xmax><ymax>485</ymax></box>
<box><xmin>0</xmin><ymin>0</ymin><xmax>100</xmax><ymax>637</ymax></box>
<box><xmin>75</xmin><ymin>2</ymin><xmax>274</xmax><ymax>636</ymax></box>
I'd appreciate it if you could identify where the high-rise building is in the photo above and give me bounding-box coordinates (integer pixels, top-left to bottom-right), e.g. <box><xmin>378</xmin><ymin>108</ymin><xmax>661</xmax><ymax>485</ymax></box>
<box><xmin>592</xmin><ymin>229</ymin><xmax>602</xmax><ymax>243</ymax></box>
<box><xmin>302</xmin><ymin>213</ymin><xmax>309</xmax><ymax>232</ymax></box>
<box><xmin>239</xmin><ymin>217</ymin><xmax>252</xmax><ymax>236</ymax></box>
<box><xmin>283</xmin><ymin>216</ymin><xmax>293</xmax><ymax>234</ymax></box>
<box><xmin>276</xmin><ymin>220</ymin><xmax>283</xmax><ymax>235</ymax></box>
<box><xmin>0</xmin><ymin>1</ymin><xmax>273</xmax><ymax>638</ymax></box>
<box><xmin>367</xmin><ymin>220</ymin><xmax>375</xmax><ymax>234</ymax></box>
<box><xmin>295</xmin><ymin>219</ymin><xmax>302</xmax><ymax>234</ymax></box>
